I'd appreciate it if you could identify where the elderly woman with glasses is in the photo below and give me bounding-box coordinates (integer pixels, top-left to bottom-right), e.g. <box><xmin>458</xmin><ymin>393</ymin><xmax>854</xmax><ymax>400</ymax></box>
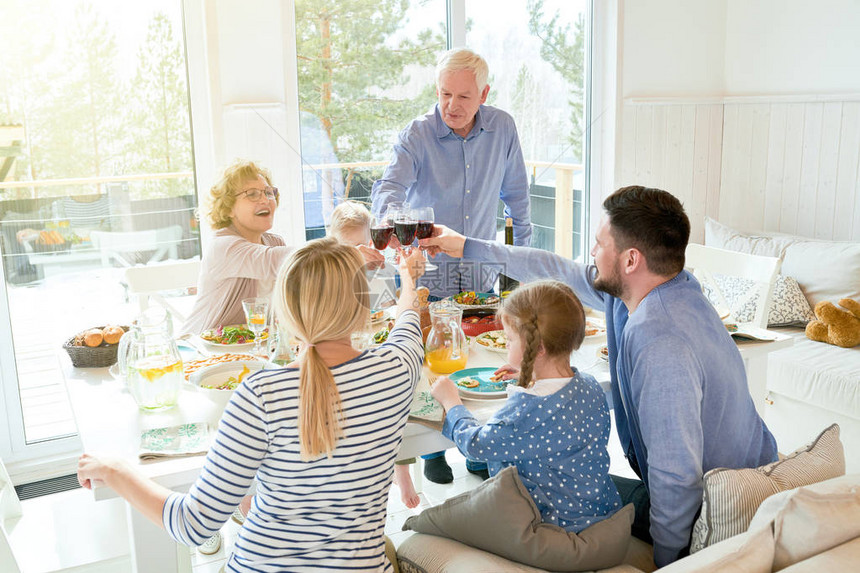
<box><xmin>180</xmin><ymin>160</ymin><xmax>291</xmax><ymax>338</ymax></box>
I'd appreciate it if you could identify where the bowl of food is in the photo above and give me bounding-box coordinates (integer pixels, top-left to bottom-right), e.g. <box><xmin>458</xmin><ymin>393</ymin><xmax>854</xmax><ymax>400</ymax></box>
<box><xmin>461</xmin><ymin>309</ymin><xmax>502</xmax><ymax>337</ymax></box>
<box><xmin>188</xmin><ymin>359</ymin><xmax>267</xmax><ymax>409</ymax></box>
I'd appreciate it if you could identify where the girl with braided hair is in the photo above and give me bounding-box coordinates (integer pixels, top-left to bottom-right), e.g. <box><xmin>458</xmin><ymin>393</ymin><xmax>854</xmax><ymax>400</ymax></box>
<box><xmin>430</xmin><ymin>280</ymin><xmax>623</xmax><ymax>531</ymax></box>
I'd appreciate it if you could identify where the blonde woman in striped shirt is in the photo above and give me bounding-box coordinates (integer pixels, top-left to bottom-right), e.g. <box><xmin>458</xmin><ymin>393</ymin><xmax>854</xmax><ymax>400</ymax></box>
<box><xmin>78</xmin><ymin>238</ymin><xmax>426</xmax><ymax>571</ymax></box>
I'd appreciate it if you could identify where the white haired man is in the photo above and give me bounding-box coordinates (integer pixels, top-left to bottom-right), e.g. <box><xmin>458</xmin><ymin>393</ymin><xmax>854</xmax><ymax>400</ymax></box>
<box><xmin>372</xmin><ymin>47</ymin><xmax>533</xmax><ymax>483</ymax></box>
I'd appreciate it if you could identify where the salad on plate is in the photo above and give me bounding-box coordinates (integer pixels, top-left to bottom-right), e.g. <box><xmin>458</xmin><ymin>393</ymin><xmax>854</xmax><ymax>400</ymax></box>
<box><xmin>201</xmin><ymin>324</ymin><xmax>268</xmax><ymax>346</ymax></box>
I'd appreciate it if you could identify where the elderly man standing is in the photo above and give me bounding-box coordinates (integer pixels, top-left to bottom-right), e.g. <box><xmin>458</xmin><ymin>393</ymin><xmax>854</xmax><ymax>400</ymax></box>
<box><xmin>372</xmin><ymin>47</ymin><xmax>532</xmax><ymax>299</ymax></box>
<box><xmin>372</xmin><ymin>47</ymin><xmax>533</xmax><ymax>484</ymax></box>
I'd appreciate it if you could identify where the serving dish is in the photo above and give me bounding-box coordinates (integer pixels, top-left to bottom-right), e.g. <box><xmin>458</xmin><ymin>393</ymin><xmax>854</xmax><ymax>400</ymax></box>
<box><xmin>461</xmin><ymin>308</ymin><xmax>502</xmax><ymax>337</ymax></box>
<box><xmin>448</xmin><ymin>291</ymin><xmax>500</xmax><ymax>310</ymax></box>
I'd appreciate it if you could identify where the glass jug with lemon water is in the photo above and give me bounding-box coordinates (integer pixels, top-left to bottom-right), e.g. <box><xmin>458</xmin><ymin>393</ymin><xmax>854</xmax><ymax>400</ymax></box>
<box><xmin>118</xmin><ymin>306</ymin><xmax>183</xmax><ymax>411</ymax></box>
<box><xmin>425</xmin><ymin>299</ymin><xmax>469</xmax><ymax>374</ymax></box>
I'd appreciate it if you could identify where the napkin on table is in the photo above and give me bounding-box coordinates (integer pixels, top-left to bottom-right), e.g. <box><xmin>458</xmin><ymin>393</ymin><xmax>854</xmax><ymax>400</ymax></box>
<box><xmin>139</xmin><ymin>422</ymin><xmax>210</xmax><ymax>462</ymax></box>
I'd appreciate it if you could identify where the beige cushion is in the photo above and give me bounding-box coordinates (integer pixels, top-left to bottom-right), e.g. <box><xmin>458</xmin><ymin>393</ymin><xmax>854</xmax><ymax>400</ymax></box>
<box><xmin>396</xmin><ymin>534</ymin><xmax>657</xmax><ymax>573</ymax></box>
<box><xmin>778</xmin><ymin>537</ymin><xmax>860</xmax><ymax>572</ymax></box>
<box><xmin>402</xmin><ymin>465</ymin><xmax>633</xmax><ymax>571</ymax></box>
<box><xmin>690</xmin><ymin>424</ymin><xmax>845</xmax><ymax>552</ymax></box>
<box><xmin>657</xmin><ymin>524</ymin><xmax>774</xmax><ymax>573</ymax></box>
<box><xmin>703</xmin><ymin>217</ymin><xmax>860</xmax><ymax>306</ymax></box>
<box><xmin>748</xmin><ymin>473</ymin><xmax>860</xmax><ymax>570</ymax></box>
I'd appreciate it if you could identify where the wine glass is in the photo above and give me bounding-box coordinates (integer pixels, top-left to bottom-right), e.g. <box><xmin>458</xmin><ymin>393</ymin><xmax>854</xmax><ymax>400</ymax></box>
<box><xmin>242</xmin><ymin>297</ymin><xmax>270</xmax><ymax>357</ymax></box>
<box><xmin>370</xmin><ymin>210</ymin><xmax>395</xmax><ymax>252</ymax></box>
<box><xmin>393</xmin><ymin>206</ymin><xmax>418</xmax><ymax>255</ymax></box>
<box><xmin>412</xmin><ymin>206</ymin><xmax>437</xmax><ymax>270</ymax></box>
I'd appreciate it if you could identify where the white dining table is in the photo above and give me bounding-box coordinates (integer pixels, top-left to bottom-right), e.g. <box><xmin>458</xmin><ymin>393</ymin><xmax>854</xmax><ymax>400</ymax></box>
<box><xmin>63</xmin><ymin>324</ymin><xmax>790</xmax><ymax>573</ymax></box>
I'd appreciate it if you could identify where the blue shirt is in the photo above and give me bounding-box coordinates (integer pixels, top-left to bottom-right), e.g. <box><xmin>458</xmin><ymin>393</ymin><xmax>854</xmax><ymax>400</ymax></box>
<box><xmin>443</xmin><ymin>374</ymin><xmax>622</xmax><ymax>532</ymax></box>
<box><xmin>371</xmin><ymin>104</ymin><xmax>532</xmax><ymax>297</ymax></box>
<box><xmin>462</xmin><ymin>238</ymin><xmax>779</xmax><ymax>567</ymax></box>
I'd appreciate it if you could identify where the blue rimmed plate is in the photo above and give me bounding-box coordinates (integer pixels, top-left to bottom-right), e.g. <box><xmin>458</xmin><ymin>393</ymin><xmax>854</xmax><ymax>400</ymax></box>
<box><xmin>449</xmin><ymin>366</ymin><xmax>516</xmax><ymax>399</ymax></box>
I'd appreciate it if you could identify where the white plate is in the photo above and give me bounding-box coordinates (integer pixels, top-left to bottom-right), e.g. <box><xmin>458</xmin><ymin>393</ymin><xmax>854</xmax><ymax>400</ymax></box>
<box><xmin>585</xmin><ymin>317</ymin><xmax>607</xmax><ymax>339</ymax></box>
<box><xmin>199</xmin><ymin>325</ymin><xmax>268</xmax><ymax>352</ymax></box>
<box><xmin>200</xmin><ymin>338</ymin><xmax>256</xmax><ymax>352</ymax></box>
<box><xmin>596</xmin><ymin>345</ymin><xmax>609</xmax><ymax>362</ymax></box>
<box><xmin>474</xmin><ymin>330</ymin><xmax>508</xmax><ymax>353</ymax></box>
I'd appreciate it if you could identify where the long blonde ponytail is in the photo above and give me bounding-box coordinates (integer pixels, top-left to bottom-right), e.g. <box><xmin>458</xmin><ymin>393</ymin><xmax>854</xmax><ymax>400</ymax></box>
<box><xmin>273</xmin><ymin>237</ymin><xmax>370</xmax><ymax>460</ymax></box>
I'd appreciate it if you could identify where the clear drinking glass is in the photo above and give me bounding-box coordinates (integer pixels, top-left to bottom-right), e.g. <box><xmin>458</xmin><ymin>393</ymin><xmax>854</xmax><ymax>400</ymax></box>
<box><xmin>242</xmin><ymin>297</ymin><xmax>270</xmax><ymax>357</ymax></box>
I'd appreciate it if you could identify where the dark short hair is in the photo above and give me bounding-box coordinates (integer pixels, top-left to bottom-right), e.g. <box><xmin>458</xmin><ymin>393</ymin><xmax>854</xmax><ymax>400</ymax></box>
<box><xmin>603</xmin><ymin>186</ymin><xmax>690</xmax><ymax>276</ymax></box>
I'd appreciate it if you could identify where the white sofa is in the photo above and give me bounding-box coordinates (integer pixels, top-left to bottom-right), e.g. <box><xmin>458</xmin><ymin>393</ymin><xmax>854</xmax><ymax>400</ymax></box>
<box><xmin>396</xmin><ymin>473</ymin><xmax>860</xmax><ymax>573</ymax></box>
<box><xmin>703</xmin><ymin>218</ymin><xmax>860</xmax><ymax>473</ymax></box>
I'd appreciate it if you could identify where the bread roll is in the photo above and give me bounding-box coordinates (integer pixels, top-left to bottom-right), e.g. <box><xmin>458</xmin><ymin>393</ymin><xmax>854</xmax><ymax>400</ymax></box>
<box><xmin>102</xmin><ymin>325</ymin><xmax>124</xmax><ymax>345</ymax></box>
<box><xmin>83</xmin><ymin>329</ymin><xmax>104</xmax><ymax>347</ymax></box>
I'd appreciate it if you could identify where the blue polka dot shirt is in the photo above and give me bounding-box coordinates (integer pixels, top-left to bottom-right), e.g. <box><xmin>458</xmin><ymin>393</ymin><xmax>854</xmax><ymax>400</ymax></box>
<box><xmin>442</xmin><ymin>372</ymin><xmax>622</xmax><ymax>532</ymax></box>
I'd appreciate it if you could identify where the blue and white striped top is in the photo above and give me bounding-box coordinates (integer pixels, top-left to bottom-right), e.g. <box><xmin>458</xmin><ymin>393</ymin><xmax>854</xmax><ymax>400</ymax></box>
<box><xmin>163</xmin><ymin>310</ymin><xmax>424</xmax><ymax>572</ymax></box>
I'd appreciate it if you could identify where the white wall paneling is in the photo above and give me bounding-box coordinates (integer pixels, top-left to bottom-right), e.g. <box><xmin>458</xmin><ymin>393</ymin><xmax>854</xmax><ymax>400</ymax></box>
<box><xmin>618</xmin><ymin>96</ymin><xmax>860</xmax><ymax>242</ymax></box>
<box><xmin>618</xmin><ymin>102</ymin><xmax>723</xmax><ymax>242</ymax></box>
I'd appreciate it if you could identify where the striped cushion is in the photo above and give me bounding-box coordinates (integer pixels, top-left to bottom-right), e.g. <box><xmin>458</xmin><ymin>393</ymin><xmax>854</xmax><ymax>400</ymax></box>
<box><xmin>690</xmin><ymin>424</ymin><xmax>845</xmax><ymax>553</ymax></box>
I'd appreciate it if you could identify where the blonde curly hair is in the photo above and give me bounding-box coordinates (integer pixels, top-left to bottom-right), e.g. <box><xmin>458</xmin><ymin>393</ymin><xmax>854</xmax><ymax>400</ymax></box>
<box><xmin>206</xmin><ymin>160</ymin><xmax>276</xmax><ymax>229</ymax></box>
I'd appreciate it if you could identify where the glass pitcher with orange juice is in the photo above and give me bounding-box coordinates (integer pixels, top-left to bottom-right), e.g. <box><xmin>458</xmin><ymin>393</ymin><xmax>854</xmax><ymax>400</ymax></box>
<box><xmin>425</xmin><ymin>299</ymin><xmax>469</xmax><ymax>374</ymax></box>
<box><xmin>118</xmin><ymin>306</ymin><xmax>183</xmax><ymax>411</ymax></box>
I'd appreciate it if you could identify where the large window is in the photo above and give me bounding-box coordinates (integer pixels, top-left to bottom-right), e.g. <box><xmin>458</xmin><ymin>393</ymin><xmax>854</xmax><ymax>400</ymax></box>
<box><xmin>466</xmin><ymin>0</ymin><xmax>589</xmax><ymax>259</ymax></box>
<box><xmin>293</xmin><ymin>0</ymin><xmax>589</xmax><ymax>259</ymax></box>
<box><xmin>0</xmin><ymin>1</ymin><xmax>198</xmax><ymax>463</ymax></box>
<box><xmin>294</xmin><ymin>0</ymin><xmax>447</xmax><ymax>237</ymax></box>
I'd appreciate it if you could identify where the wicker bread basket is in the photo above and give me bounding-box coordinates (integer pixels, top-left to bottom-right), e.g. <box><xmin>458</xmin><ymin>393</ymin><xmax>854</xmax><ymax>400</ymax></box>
<box><xmin>62</xmin><ymin>325</ymin><xmax>129</xmax><ymax>368</ymax></box>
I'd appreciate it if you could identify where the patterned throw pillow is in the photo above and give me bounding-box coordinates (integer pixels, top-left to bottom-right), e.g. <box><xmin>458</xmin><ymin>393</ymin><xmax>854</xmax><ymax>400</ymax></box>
<box><xmin>689</xmin><ymin>424</ymin><xmax>845</xmax><ymax>553</ymax></box>
<box><xmin>702</xmin><ymin>274</ymin><xmax>814</xmax><ymax>326</ymax></box>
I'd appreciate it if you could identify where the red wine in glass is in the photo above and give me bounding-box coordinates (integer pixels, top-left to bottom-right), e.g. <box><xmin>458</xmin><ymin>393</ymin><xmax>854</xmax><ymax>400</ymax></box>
<box><xmin>415</xmin><ymin>221</ymin><xmax>434</xmax><ymax>240</ymax></box>
<box><xmin>370</xmin><ymin>225</ymin><xmax>394</xmax><ymax>250</ymax></box>
<box><xmin>394</xmin><ymin>220</ymin><xmax>418</xmax><ymax>246</ymax></box>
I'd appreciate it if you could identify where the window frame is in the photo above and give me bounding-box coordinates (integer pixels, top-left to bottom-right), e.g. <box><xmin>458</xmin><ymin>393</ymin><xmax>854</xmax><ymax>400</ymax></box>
<box><xmin>1</xmin><ymin>0</ymin><xmax>604</xmax><ymax>480</ymax></box>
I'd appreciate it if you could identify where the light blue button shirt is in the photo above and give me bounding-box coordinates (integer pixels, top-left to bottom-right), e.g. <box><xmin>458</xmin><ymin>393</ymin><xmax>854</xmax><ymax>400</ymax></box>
<box><xmin>371</xmin><ymin>104</ymin><xmax>532</xmax><ymax>297</ymax></box>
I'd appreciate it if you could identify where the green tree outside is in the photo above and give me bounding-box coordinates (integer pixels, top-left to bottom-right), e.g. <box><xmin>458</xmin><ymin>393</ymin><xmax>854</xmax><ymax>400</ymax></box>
<box><xmin>295</xmin><ymin>0</ymin><xmax>445</xmax><ymax>164</ymax></box>
<box><xmin>527</xmin><ymin>0</ymin><xmax>585</xmax><ymax>161</ymax></box>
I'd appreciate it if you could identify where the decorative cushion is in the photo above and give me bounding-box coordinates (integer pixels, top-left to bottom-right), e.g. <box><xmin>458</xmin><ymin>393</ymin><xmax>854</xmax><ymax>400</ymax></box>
<box><xmin>658</xmin><ymin>524</ymin><xmax>774</xmax><ymax>573</ymax></box>
<box><xmin>703</xmin><ymin>217</ymin><xmax>794</xmax><ymax>258</ymax></box>
<box><xmin>402</xmin><ymin>465</ymin><xmax>633</xmax><ymax>571</ymax></box>
<box><xmin>396</xmin><ymin>534</ymin><xmax>657</xmax><ymax>573</ymax></box>
<box><xmin>781</xmin><ymin>240</ymin><xmax>860</xmax><ymax>306</ymax></box>
<box><xmin>689</xmin><ymin>424</ymin><xmax>845</xmax><ymax>553</ymax></box>
<box><xmin>702</xmin><ymin>274</ymin><xmax>814</xmax><ymax>326</ymax></box>
<box><xmin>748</xmin><ymin>473</ymin><xmax>860</xmax><ymax>570</ymax></box>
<box><xmin>704</xmin><ymin>217</ymin><xmax>860</xmax><ymax>306</ymax></box>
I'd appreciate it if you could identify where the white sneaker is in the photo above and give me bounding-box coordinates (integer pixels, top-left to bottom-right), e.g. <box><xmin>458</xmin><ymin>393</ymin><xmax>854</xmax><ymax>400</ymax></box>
<box><xmin>198</xmin><ymin>531</ymin><xmax>222</xmax><ymax>555</ymax></box>
<box><xmin>231</xmin><ymin>507</ymin><xmax>246</xmax><ymax>525</ymax></box>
